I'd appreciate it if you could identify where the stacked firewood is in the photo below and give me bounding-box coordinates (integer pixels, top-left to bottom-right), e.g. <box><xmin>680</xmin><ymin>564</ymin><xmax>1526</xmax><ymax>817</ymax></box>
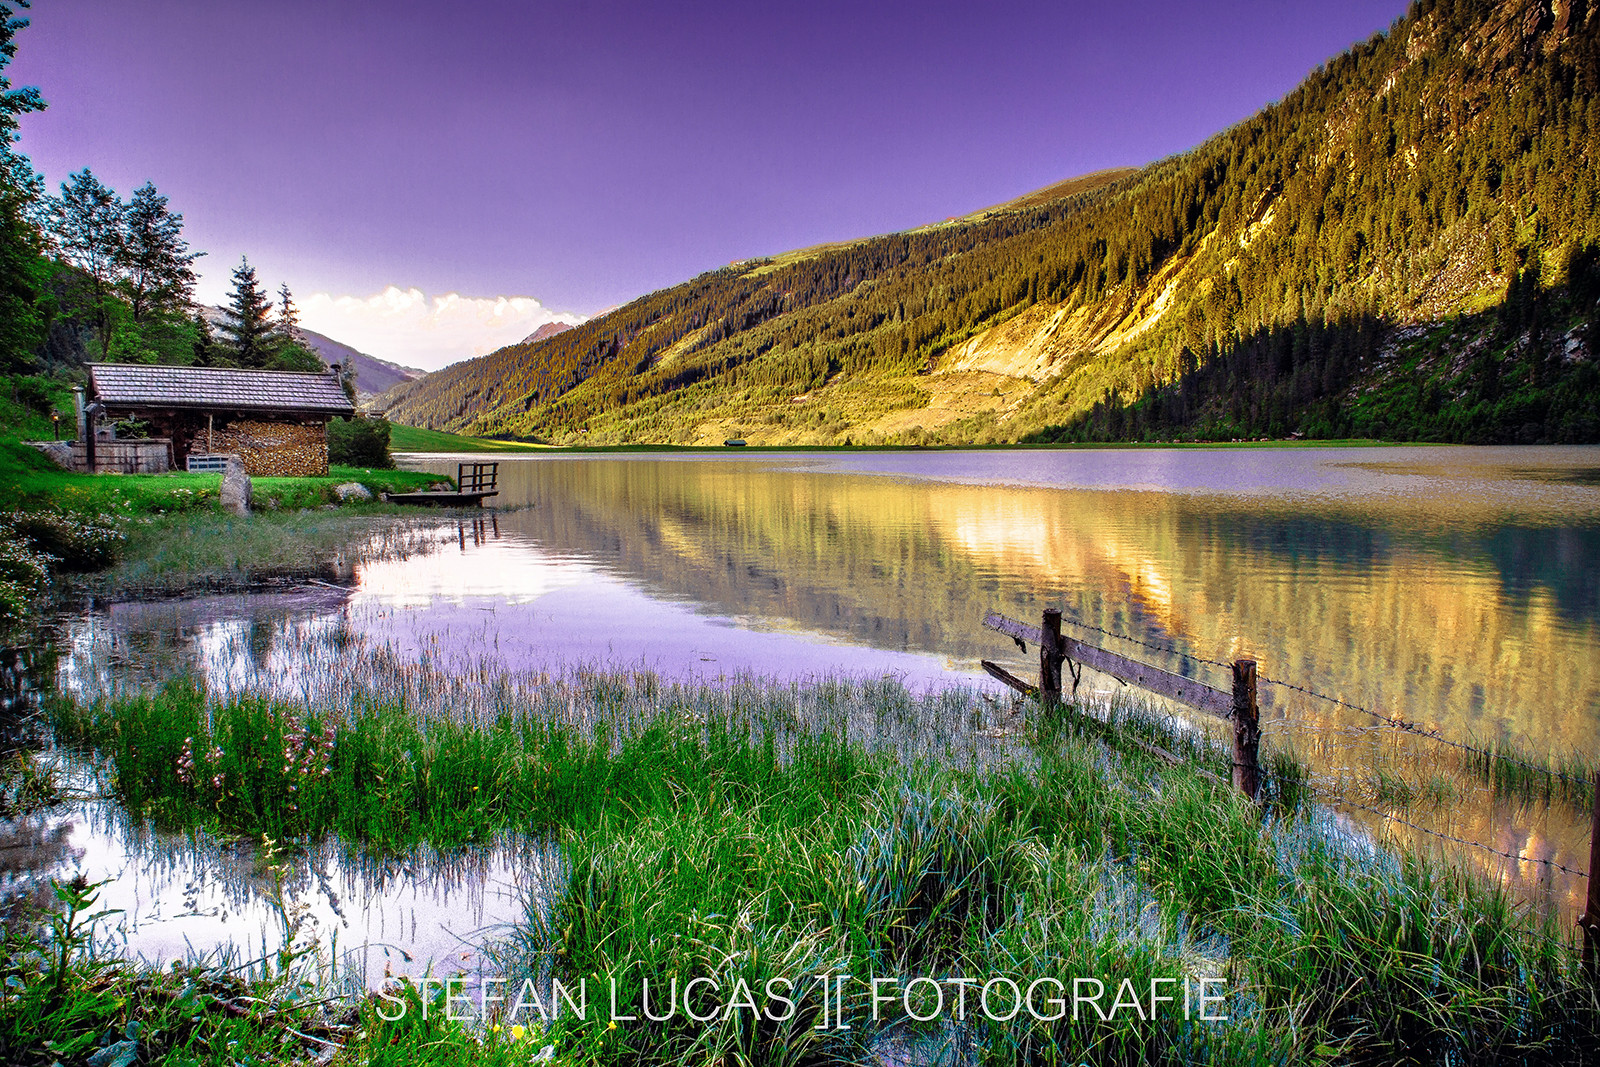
<box><xmin>210</xmin><ymin>419</ymin><xmax>330</xmax><ymax>477</ymax></box>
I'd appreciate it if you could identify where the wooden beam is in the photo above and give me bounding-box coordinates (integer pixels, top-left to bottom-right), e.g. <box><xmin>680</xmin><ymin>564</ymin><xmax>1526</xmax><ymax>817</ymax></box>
<box><xmin>1040</xmin><ymin>609</ymin><xmax>1063</xmax><ymax>707</ymax></box>
<box><xmin>983</xmin><ymin>611</ymin><xmax>1233</xmax><ymax>720</ymax></box>
<box><xmin>984</xmin><ymin>611</ymin><xmax>1041</xmax><ymax>646</ymax></box>
<box><xmin>981</xmin><ymin>659</ymin><xmax>1037</xmax><ymax>698</ymax></box>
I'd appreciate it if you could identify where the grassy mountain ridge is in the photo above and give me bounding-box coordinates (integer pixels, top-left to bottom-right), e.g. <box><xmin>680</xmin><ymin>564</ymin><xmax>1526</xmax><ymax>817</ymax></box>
<box><xmin>383</xmin><ymin>0</ymin><xmax>1600</xmax><ymax>445</ymax></box>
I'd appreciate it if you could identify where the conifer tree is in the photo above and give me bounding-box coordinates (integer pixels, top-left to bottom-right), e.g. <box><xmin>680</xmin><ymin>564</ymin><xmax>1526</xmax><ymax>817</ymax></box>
<box><xmin>219</xmin><ymin>256</ymin><xmax>272</xmax><ymax>367</ymax></box>
<box><xmin>274</xmin><ymin>282</ymin><xmax>301</xmax><ymax>345</ymax></box>
<box><xmin>263</xmin><ymin>280</ymin><xmax>323</xmax><ymax>372</ymax></box>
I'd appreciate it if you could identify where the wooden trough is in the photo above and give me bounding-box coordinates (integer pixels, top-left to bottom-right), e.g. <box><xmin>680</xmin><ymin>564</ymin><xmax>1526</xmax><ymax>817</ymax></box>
<box><xmin>384</xmin><ymin>462</ymin><xmax>499</xmax><ymax>507</ymax></box>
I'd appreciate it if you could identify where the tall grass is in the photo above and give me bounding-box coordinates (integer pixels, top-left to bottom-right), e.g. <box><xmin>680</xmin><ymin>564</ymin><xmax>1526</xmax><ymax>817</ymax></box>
<box><xmin>44</xmin><ymin>672</ymin><xmax>1599</xmax><ymax>1065</ymax></box>
<box><xmin>1462</xmin><ymin>737</ymin><xmax>1598</xmax><ymax>813</ymax></box>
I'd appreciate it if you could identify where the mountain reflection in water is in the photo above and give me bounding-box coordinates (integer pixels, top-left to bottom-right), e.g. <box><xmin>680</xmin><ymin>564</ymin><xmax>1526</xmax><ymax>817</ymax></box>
<box><xmin>44</xmin><ymin>445</ymin><xmax>1600</xmax><ymax>924</ymax></box>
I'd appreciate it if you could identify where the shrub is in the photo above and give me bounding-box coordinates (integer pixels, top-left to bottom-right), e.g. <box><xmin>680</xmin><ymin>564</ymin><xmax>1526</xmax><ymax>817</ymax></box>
<box><xmin>8</xmin><ymin>375</ymin><xmax>53</xmax><ymax>415</ymax></box>
<box><xmin>327</xmin><ymin>415</ymin><xmax>394</xmax><ymax>468</ymax></box>
<box><xmin>2</xmin><ymin>510</ymin><xmax>124</xmax><ymax>571</ymax></box>
<box><xmin>0</xmin><ymin>539</ymin><xmax>50</xmax><ymax>635</ymax></box>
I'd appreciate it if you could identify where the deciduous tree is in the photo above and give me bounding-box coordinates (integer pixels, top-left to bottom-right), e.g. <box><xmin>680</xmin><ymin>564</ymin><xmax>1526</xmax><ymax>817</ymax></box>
<box><xmin>120</xmin><ymin>181</ymin><xmax>200</xmax><ymax>324</ymax></box>
<box><xmin>49</xmin><ymin>169</ymin><xmax>123</xmax><ymax>359</ymax></box>
<box><xmin>0</xmin><ymin>1</ymin><xmax>46</xmax><ymax>371</ymax></box>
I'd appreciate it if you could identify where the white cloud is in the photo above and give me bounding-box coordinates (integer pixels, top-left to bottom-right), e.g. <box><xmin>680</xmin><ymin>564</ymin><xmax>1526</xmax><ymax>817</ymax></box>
<box><xmin>299</xmin><ymin>286</ymin><xmax>584</xmax><ymax>372</ymax></box>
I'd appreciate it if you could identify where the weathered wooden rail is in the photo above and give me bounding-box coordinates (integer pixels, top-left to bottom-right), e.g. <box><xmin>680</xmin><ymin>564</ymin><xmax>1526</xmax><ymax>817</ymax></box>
<box><xmin>983</xmin><ymin>608</ymin><xmax>1267</xmax><ymax>806</ymax></box>
<box><xmin>983</xmin><ymin>608</ymin><xmax>1598</xmax><ymax>963</ymax></box>
<box><xmin>983</xmin><ymin>610</ymin><xmax>1234</xmax><ymax>718</ymax></box>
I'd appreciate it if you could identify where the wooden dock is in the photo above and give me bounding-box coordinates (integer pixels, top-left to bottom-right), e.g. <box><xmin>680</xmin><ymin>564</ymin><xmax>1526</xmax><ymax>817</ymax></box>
<box><xmin>385</xmin><ymin>462</ymin><xmax>499</xmax><ymax>507</ymax></box>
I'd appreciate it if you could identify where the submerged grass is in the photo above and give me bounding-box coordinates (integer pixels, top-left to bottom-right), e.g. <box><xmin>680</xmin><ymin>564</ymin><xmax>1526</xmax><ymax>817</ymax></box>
<box><xmin>33</xmin><ymin>672</ymin><xmax>1599</xmax><ymax>1065</ymax></box>
<box><xmin>1462</xmin><ymin>737</ymin><xmax>1598</xmax><ymax>813</ymax></box>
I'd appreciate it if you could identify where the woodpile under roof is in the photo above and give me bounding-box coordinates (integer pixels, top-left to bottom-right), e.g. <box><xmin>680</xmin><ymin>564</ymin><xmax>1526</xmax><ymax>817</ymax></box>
<box><xmin>208</xmin><ymin>419</ymin><xmax>332</xmax><ymax>477</ymax></box>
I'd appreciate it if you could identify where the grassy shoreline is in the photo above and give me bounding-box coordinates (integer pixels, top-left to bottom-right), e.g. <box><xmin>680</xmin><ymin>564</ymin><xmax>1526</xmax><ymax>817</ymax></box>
<box><xmin>13</xmin><ymin>673</ymin><xmax>1594</xmax><ymax>1065</ymax></box>
<box><xmin>73</xmin><ymin>506</ymin><xmax>472</xmax><ymax>601</ymax></box>
<box><xmin>0</xmin><ymin>380</ymin><xmax>461</xmax><ymax>621</ymax></box>
<box><xmin>395</xmin><ymin>435</ymin><xmax>1404</xmax><ymax>454</ymax></box>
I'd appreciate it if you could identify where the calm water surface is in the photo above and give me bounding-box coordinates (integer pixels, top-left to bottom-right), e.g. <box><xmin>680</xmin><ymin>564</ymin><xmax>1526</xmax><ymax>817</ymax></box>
<box><xmin>387</xmin><ymin>446</ymin><xmax>1599</xmax><ymax>754</ymax></box>
<box><xmin>24</xmin><ymin>445</ymin><xmax>1600</xmax><ymax>976</ymax></box>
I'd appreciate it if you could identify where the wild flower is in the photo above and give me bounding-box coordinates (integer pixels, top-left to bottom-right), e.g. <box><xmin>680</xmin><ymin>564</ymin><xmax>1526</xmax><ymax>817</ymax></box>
<box><xmin>208</xmin><ymin>743</ymin><xmax>225</xmax><ymax>790</ymax></box>
<box><xmin>280</xmin><ymin>717</ymin><xmax>336</xmax><ymax>782</ymax></box>
<box><xmin>176</xmin><ymin>736</ymin><xmax>196</xmax><ymax>786</ymax></box>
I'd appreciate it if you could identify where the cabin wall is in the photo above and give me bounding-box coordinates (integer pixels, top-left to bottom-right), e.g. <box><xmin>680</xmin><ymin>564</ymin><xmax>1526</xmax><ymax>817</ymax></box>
<box><xmin>91</xmin><ymin>405</ymin><xmax>335</xmax><ymax>477</ymax></box>
<box><xmin>67</xmin><ymin>439</ymin><xmax>173</xmax><ymax>473</ymax></box>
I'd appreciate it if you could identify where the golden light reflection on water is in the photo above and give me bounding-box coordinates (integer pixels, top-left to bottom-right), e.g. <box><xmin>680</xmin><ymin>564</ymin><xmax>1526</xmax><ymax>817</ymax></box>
<box><xmin>402</xmin><ymin>448</ymin><xmax>1598</xmax><ymax>917</ymax></box>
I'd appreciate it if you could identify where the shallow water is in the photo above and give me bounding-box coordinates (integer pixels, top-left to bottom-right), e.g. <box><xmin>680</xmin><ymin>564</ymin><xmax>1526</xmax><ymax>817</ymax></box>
<box><xmin>21</xmin><ymin>445</ymin><xmax>1600</xmax><ymax>974</ymax></box>
<box><xmin>2</xmin><ymin>772</ymin><xmax>556</xmax><ymax>993</ymax></box>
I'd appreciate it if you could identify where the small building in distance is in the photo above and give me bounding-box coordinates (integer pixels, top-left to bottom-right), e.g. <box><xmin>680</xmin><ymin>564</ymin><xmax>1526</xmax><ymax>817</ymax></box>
<box><xmin>81</xmin><ymin>363</ymin><xmax>355</xmax><ymax>476</ymax></box>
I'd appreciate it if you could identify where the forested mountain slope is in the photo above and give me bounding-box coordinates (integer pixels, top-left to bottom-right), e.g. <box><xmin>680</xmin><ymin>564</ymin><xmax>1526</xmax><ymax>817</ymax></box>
<box><xmin>382</xmin><ymin>0</ymin><xmax>1600</xmax><ymax>445</ymax></box>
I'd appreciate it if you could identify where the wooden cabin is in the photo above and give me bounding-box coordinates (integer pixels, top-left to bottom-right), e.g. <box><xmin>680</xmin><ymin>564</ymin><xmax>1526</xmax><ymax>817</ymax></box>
<box><xmin>83</xmin><ymin>363</ymin><xmax>355</xmax><ymax>476</ymax></box>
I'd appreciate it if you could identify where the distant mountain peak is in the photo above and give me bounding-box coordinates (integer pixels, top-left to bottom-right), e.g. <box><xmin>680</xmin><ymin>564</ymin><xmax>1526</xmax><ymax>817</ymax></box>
<box><xmin>199</xmin><ymin>305</ymin><xmax>424</xmax><ymax>399</ymax></box>
<box><xmin>520</xmin><ymin>321</ymin><xmax>574</xmax><ymax>346</ymax></box>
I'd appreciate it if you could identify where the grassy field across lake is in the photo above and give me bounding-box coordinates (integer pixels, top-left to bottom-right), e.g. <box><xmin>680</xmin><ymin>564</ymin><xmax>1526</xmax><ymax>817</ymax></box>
<box><xmin>387</xmin><ymin>422</ymin><xmax>550</xmax><ymax>453</ymax></box>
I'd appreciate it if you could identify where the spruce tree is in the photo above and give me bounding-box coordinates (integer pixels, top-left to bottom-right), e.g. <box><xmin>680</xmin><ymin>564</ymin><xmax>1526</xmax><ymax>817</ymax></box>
<box><xmin>219</xmin><ymin>256</ymin><xmax>272</xmax><ymax>367</ymax></box>
<box><xmin>264</xmin><ymin>280</ymin><xmax>322</xmax><ymax>372</ymax></box>
<box><xmin>274</xmin><ymin>282</ymin><xmax>301</xmax><ymax>345</ymax></box>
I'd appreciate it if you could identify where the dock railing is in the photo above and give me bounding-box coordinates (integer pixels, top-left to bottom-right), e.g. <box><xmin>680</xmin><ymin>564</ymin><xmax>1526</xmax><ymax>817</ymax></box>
<box><xmin>457</xmin><ymin>461</ymin><xmax>498</xmax><ymax>495</ymax></box>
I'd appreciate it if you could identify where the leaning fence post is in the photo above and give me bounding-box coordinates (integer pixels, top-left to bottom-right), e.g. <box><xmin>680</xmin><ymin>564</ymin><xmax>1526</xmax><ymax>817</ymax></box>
<box><xmin>1231</xmin><ymin>659</ymin><xmax>1260</xmax><ymax>803</ymax></box>
<box><xmin>1039</xmin><ymin>609</ymin><xmax>1063</xmax><ymax>708</ymax></box>
<box><xmin>1582</xmin><ymin>770</ymin><xmax>1599</xmax><ymax>979</ymax></box>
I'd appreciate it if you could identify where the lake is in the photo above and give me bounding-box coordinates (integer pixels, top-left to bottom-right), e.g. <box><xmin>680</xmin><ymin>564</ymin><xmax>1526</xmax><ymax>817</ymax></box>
<box><xmin>23</xmin><ymin>444</ymin><xmax>1600</xmax><ymax>981</ymax></box>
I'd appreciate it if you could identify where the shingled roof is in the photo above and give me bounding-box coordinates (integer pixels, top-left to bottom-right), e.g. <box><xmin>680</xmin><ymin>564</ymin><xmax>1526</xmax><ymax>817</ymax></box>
<box><xmin>87</xmin><ymin>363</ymin><xmax>354</xmax><ymax>416</ymax></box>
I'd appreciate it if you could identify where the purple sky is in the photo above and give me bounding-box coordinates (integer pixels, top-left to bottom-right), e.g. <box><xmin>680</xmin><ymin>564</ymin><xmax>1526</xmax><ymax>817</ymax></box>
<box><xmin>13</xmin><ymin>0</ymin><xmax>1406</xmax><ymax>369</ymax></box>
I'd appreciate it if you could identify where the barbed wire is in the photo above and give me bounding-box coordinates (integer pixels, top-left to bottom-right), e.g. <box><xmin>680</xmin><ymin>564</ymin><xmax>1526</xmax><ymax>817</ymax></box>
<box><xmin>1261</xmin><ymin>674</ymin><xmax>1595</xmax><ymax>792</ymax></box>
<box><xmin>1294</xmin><ymin>778</ymin><xmax>1590</xmax><ymax>878</ymax></box>
<box><xmin>1058</xmin><ymin>615</ymin><xmax>1236</xmax><ymax>674</ymax></box>
<box><xmin>1025</xmin><ymin>611</ymin><xmax>1593</xmax><ymax>796</ymax></box>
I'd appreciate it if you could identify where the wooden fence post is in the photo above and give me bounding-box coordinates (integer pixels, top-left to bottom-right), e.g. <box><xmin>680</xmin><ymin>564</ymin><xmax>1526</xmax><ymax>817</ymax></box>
<box><xmin>1231</xmin><ymin>659</ymin><xmax>1260</xmax><ymax>804</ymax></box>
<box><xmin>1039</xmin><ymin>609</ymin><xmax>1063</xmax><ymax>708</ymax></box>
<box><xmin>1582</xmin><ymin>770</ymin><xmax>1599</xmax><ymax>979</ymax></box>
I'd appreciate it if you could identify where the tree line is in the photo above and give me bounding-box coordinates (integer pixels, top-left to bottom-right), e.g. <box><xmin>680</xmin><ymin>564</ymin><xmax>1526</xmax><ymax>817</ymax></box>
<box><xmin>0</xmin><ymin>3</ymin><xmax>323</xmax><ymax>379</ymax></box>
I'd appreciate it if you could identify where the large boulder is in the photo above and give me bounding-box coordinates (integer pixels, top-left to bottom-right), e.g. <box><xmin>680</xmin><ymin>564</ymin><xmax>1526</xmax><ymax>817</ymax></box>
<box><xmin>220</xmin><ymin>456</ymin><xmax>252</xmax><ymax>516</ymax></box>
<box><xmin>334</xmin><ymin>481</ymin><xmax>372</xmax><ymax>502</ymax></box>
